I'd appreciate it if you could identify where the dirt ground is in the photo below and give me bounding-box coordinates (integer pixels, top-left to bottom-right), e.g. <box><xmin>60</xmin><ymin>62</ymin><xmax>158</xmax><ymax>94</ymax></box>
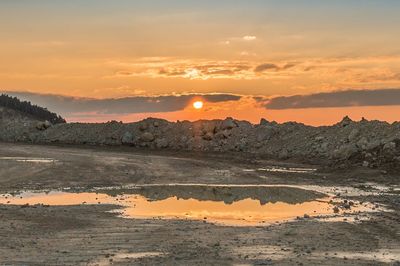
<box><xmin>0</xmin><ymin>142</ymin><xmax>399</xmax><ymax>265</ymax></box>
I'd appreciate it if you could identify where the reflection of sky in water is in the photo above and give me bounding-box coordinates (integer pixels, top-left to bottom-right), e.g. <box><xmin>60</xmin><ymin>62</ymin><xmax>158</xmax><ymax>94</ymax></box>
<box><xmin>243</xmin><ymin>166</ymin><xmax>316</xmax><ymax>173</ymax></box>
<box><xmin>0</xmin><ymin>157</ymin><xmax>58</xmax><ymax>163</ymax></box>
<box><xmin>0</xmin><ymin>187</ymin><xmax>380</xmax><ymax>226</ymax></box>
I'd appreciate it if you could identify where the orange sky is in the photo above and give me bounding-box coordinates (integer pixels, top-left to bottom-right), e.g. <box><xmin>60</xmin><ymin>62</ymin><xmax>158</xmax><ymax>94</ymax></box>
<box><xmin>1</xmin><ymin>1</ymin><xmax>400</xmax><ymax>124</ymax></box>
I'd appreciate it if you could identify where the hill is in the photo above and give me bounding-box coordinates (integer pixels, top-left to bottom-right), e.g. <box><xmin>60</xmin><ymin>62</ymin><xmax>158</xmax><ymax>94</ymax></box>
<box><xmin>0</xmin><ymin>94</ymin><xmax>66</xmax><ymax>124</ymax></box>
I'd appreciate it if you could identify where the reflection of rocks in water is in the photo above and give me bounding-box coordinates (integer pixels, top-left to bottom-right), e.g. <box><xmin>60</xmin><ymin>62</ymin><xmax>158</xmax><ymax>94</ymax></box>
<box><xmin>103</xmin><ymin>186</ymin><xmax>326</xmax><ymax>205</ymax></box>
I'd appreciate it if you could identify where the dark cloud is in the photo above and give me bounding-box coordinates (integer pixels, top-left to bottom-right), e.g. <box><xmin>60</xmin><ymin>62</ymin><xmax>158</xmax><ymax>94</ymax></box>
<box><xmin>254</xmin><ymin>64</ymin><xmax>279</xmax><ymax>72</ymax></box>
<box><xmin>3</xmin><ymin>91</ymin><xmax>242</xmax><ymax>116</ymax></box>
<box><xmin>261</xmin><ymin>89</ymin><xmax>400</xmax><ymax>109</ymax></box>
<box><xmin>253</xmin><ymin>63</ymin><xmax>297</xmax><ymax>73</ymax></box>
<box><xmin>282</xmin><ymin>63</ymin><xmax>296</xmax><ymax>70</ymax></box>
<box><xmin>116</xmin><ymin>71</ymin><xmax>134</xmax><ymax>76</ymax></box>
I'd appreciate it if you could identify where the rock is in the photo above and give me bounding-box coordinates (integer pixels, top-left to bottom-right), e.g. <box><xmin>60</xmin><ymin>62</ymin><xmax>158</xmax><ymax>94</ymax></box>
<box><xmin>44</xmin><ymin>120</ymin><xmax>52</xmax><ymax>128</ymax></box>
<box><xmin>320</xmin><ymin>142</ymin><xmax>329</xmax><ymax>152</ymax></box>
<box><xmin>357</xmin><ymin>137</ymin><xmax>368</xmax><ymax>149</ymax></box>
<box><xmin>139</xmin><ymin>122</ymin><xmax>148</xmax><ymax>131</ymax></box>
<box><xmin>366</xmin><ymin>139</ymin><xmax>381</xmax><ymax>150</ymax></box>
<box><xmin>278</xmin><ymin>149</ymin><xmax>289</xmax><ymax>160</ymax></box>
<box><xmin>338</xmin><ymin>116</ymin><xmax>353</xmax><ymax>127</ymax></box>
<box><xmin>155</xmin><ymin>138</ymin><xmax>169</xmax><ymax>148</ymax></box>
<box><xmin>260</xmin><ymin>118</ymin><xmax>269</xmax><ymax>125</ymax></box>
<box><xmin>256</xmin><ymin>126</ymin><xmax>274</xmax><ymax>142</ymax></box>
<box><xmin>383</xmin><ymin>142</ymin><xmax>396</xmax><ymax>152</ymax></box>
<box><xmin>202</xmin><ymin>132</ymin><xmax>213</xmax><ymax>141</ymax></box>
<box><xmin>348</xmin><ymin>129</ymin><xmax>359</xmax><ymax>141</ymax></box>
<box><xmin>215</xmin><ymin>130</ymin><xmax>231</xmax><ymax>139</ymax></box>
<box><xmin>333</xmin><ymin>144</ymin><xmax>358</xmax><ymax>159</ymax></box>
<box><xmin>362</xmin><ymin>161</ymin><xmax>369</xmax><ymax>167</ymax></box>
<box><xmin>343</xmin><ymin>203</ymin><xmax>351</xmax><ymax>209</ymax></box>
<box><xmin>220</xmin><ymin>118</ymin><xmax>237</xmax><ymax>130</ymax></box>
<box><xmin>202</xmin><ymin>122</ymin><xmax>217</xmax><ymax>135</ymax></box>
<box><xmin>140</xmin><ymin>132</ymin><xmax>155</xmax><ymax>142</ymax></box>
<box><xmin>36</xmin><ymin>122</ymin><xmax>44</xmax><ymax>130</ymax></box>
<box><xmin>333</xmin><ymin>206</ymin><xmax>340</xmax><ymax>213</ymax></box>
<box><xmin>259</xmin><ymin>118</ymin><xmax>278</xmax><ymax>126</ymax></box>
<box><xmin>121</xmin><ymin>132</ymin><xmax>134</xmax><ymax>144</ymax></box>
<box><xmin>36</xmin><ymin>121</ymin><xmax>52</xmax><ymax>131</ymax></box>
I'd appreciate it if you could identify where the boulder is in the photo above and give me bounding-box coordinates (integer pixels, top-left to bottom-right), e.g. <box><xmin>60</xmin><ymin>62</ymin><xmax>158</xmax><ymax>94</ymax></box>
<box><xmin>36</xmin><ymin>121</ymin><xmax>52</xmax><ymax>131</ymax></box>
<box><xmin>139</xmin><ymin>122</ymin><xmax>148</xmax><ymax>131</ymax></box>
<box><xmin>220</xmin><ymin>118</ymin><xmax>237</xmax><ymax>130</ymax></box>
<box><xmin>259</xmin><ymin>118</ymin><xmax>270</xmax><ymax>126</ymax></box>
<box><xmin>155</xmin><ymin>138</ymin><xmax>169</xmax><ymax>148</ymax></box>
<box><xmin>202</xmin><ymin>122</ymin><xmax>217</xmax><ymax>135</ymax></box>
<box><xmin>215</xmin><ymin>130</ymin><xmax>231</xmax><ymax>139</ymax></box>
<box><xmin>202</xmin><ymin>132</ymin><xmax>214</xmax><ymax>141</ymax></box>
<box><xmin>121</xmin><ymin>132</ymin><xmax>134</xmax><ymax>144</ymax></box>
<box><xmin>337</xmin><ymin>116</ymin><xmax>353</xmax><ymax>127</ymax></box>
<box><xmin>382</xmin><ymin>142</ymin><xmax>396</xmax><ymax>155</ymax></box>
<box><xmin>278</xmin><ymin>149</ymin><xmax>289</xmax><ymax>160</ymax></box>
<box><xmin>356</xmin><ymin>137</ymin><xmax>368</xmax><ymax>150</ymax></box>
<box><xmin>348</xmin><ymin>129</ymin><xmax>360</xmax><ymax>141</ymax></box>
<box><xmin>140</xmin><ymin>132</ymin><xmax>155</xmax><ymax>142</ymax></box>
<box><xmin>333</xmin><ymin>144</ymin><xmax>358</xmax><ymax>159</ymax></box>
<box><xmin>256</xmin><ymin>126</ymin><xmax>274</xmax><ymax>142</ymax></box>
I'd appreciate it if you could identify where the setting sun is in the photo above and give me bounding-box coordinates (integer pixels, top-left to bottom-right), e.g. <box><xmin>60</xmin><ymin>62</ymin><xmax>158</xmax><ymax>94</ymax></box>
<box><xmin>193</xmin><ymin>101</ymin><xmax>204</xmax><ymax>110</ymax></box>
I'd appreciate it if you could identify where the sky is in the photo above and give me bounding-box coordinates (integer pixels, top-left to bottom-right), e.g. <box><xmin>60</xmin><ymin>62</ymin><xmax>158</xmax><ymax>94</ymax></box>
<box><xmin>1</xmin><ymin>0</ymin><xmax>400</xmax><ymax>125</ymax></box>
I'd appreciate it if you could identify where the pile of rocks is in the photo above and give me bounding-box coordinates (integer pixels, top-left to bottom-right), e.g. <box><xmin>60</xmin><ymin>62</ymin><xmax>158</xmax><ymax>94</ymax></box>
<box><xmin>1</xmin><ymin>107</ymin><xmax>399</xmax><ymax>169</ymax></box>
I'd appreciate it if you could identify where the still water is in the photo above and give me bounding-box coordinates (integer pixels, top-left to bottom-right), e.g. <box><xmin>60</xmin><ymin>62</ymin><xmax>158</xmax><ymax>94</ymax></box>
<box><xmin>0</xmin><ymin>185</ymin><xmax>375</xmax><ymax>226</ymax></box>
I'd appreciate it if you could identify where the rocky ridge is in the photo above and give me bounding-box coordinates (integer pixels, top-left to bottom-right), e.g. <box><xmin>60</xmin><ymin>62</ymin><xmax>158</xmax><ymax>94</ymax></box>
<box><xmin>1</xmin><ymin>107</ymin><xmax>399</xmax><ymax>169</ymax></box>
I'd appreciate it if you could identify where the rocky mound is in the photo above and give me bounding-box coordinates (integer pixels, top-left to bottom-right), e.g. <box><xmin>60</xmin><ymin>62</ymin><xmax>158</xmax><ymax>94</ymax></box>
<box><xmin>0</xmin><ymin>106</ymin><xmax>399</xmax><ymax>169</ymax></box>
<box><xmin>0</xmin><ymin>107</ymin><xmax>43</xmax><ymax>142</ymax></box>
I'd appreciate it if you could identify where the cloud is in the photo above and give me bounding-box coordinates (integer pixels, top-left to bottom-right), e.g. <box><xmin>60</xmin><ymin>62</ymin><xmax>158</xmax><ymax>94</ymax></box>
<box><xmin>254</xmin><ymin>63</ymin><xmax>296</xmax><ymax>73</ymax></box>
<box><xmin>154</xmin><ymin>62</ymin><xmax>253</xmax><ymax>80</ymax></box>
<box><xmin>353</xmin><ymin>72</ymin><xmax>400</xmax><ymax>83</ymax></box>
<box><xmin>3</xmin><ymin>91</ymin><xmax>242</xmax><ymax>117</ymax></box>
<box><xmin>260</xmin><ymin>89</ymin><xmax>400</xmax><ymax>109</ymax></box>
<box><xmin>105</xmin><ymin>56</ymin><xmax>400</xmax><ymax>85</ymax></box>
<box><xmin>243</xmin><ymin>36</ymin><xmax>257</xmax><ymax>41</ymax></box>
<box><xmin>110</xmin><ymin>59</ymin><xmax>299</xmax><ymax>80</ymax></box>
<box><xmin>254</xmin><ymin>64</ymin><xmax>280</xmax><ymax>72</ymax></box>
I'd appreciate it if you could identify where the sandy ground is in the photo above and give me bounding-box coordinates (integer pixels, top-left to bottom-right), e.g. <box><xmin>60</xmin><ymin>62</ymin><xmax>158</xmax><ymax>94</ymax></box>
<box><xmin>0</xmin><ymin>142</ymin><xmax>399</xmax><ymax>265</ymax></box>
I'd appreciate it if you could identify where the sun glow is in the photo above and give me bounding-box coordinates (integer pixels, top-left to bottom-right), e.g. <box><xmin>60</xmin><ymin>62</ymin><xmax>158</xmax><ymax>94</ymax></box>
<box><xmin>193</xmin><ymin>101</ymin><xmax>204</xmax><ymax>109</ymax></box>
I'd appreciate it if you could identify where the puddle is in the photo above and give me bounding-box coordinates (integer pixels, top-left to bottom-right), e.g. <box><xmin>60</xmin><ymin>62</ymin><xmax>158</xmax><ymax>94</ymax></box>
<box><xmin>0</xmin><ymin>185</ymin><xmax>385</xmax><ymax>226</ymax></box>
<box><xmin>234</xmin><ymin>245</ymin><xmax>291</xmax><ymax>260</ymax></box>
<box><xmin>243</xmin><ymin>166</ymin><xmax>316</xmax><ymax>173</ymax></box>
<box><xmin>312</xmin><ymin>249</ymin><xmax>400</xmax><ymax>263</ymax></box>
<box><xmin>89</xmin><ymin>251</ymin><xmax>166</xmax><ymax>265</ymax></box>
<box><xmin>0</xmin><ymin>157</ymin><xmax>58</xmax><ymax>163</ymax></box>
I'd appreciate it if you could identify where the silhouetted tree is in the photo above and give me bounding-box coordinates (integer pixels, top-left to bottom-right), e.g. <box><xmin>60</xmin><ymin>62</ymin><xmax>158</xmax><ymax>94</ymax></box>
<box><xmin>0</xmin><ymin>94</ymin><xmax>66</xmax><ymax>124</ymax></box>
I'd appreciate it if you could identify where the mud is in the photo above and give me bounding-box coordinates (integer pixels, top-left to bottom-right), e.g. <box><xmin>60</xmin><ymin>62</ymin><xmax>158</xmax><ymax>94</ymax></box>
<box><xmin>0</xmin><ymin>142</ymin><xmax>399</xmax><ymax>265</ymax></box>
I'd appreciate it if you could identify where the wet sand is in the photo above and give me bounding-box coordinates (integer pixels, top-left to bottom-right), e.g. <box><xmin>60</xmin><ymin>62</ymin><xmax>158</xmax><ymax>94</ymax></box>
<box><xmin>0</xmin><ymin>142</ymin><xmax>399</xmax><ymax>265</ymax></box>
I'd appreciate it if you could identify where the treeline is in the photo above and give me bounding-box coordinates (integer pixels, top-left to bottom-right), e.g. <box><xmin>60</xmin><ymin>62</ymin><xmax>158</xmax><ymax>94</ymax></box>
<box><xmin>0</xmin><ymin>94</ymin><xmax>66</xmax><ymax>124</ymax></box>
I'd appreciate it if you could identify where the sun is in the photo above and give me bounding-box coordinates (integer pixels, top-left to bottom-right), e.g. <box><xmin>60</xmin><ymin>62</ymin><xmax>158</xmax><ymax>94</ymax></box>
<box><xmin>193</xmin><ymin>101</ymin><xmax>204</xmax><ymax>109</ymax></box>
